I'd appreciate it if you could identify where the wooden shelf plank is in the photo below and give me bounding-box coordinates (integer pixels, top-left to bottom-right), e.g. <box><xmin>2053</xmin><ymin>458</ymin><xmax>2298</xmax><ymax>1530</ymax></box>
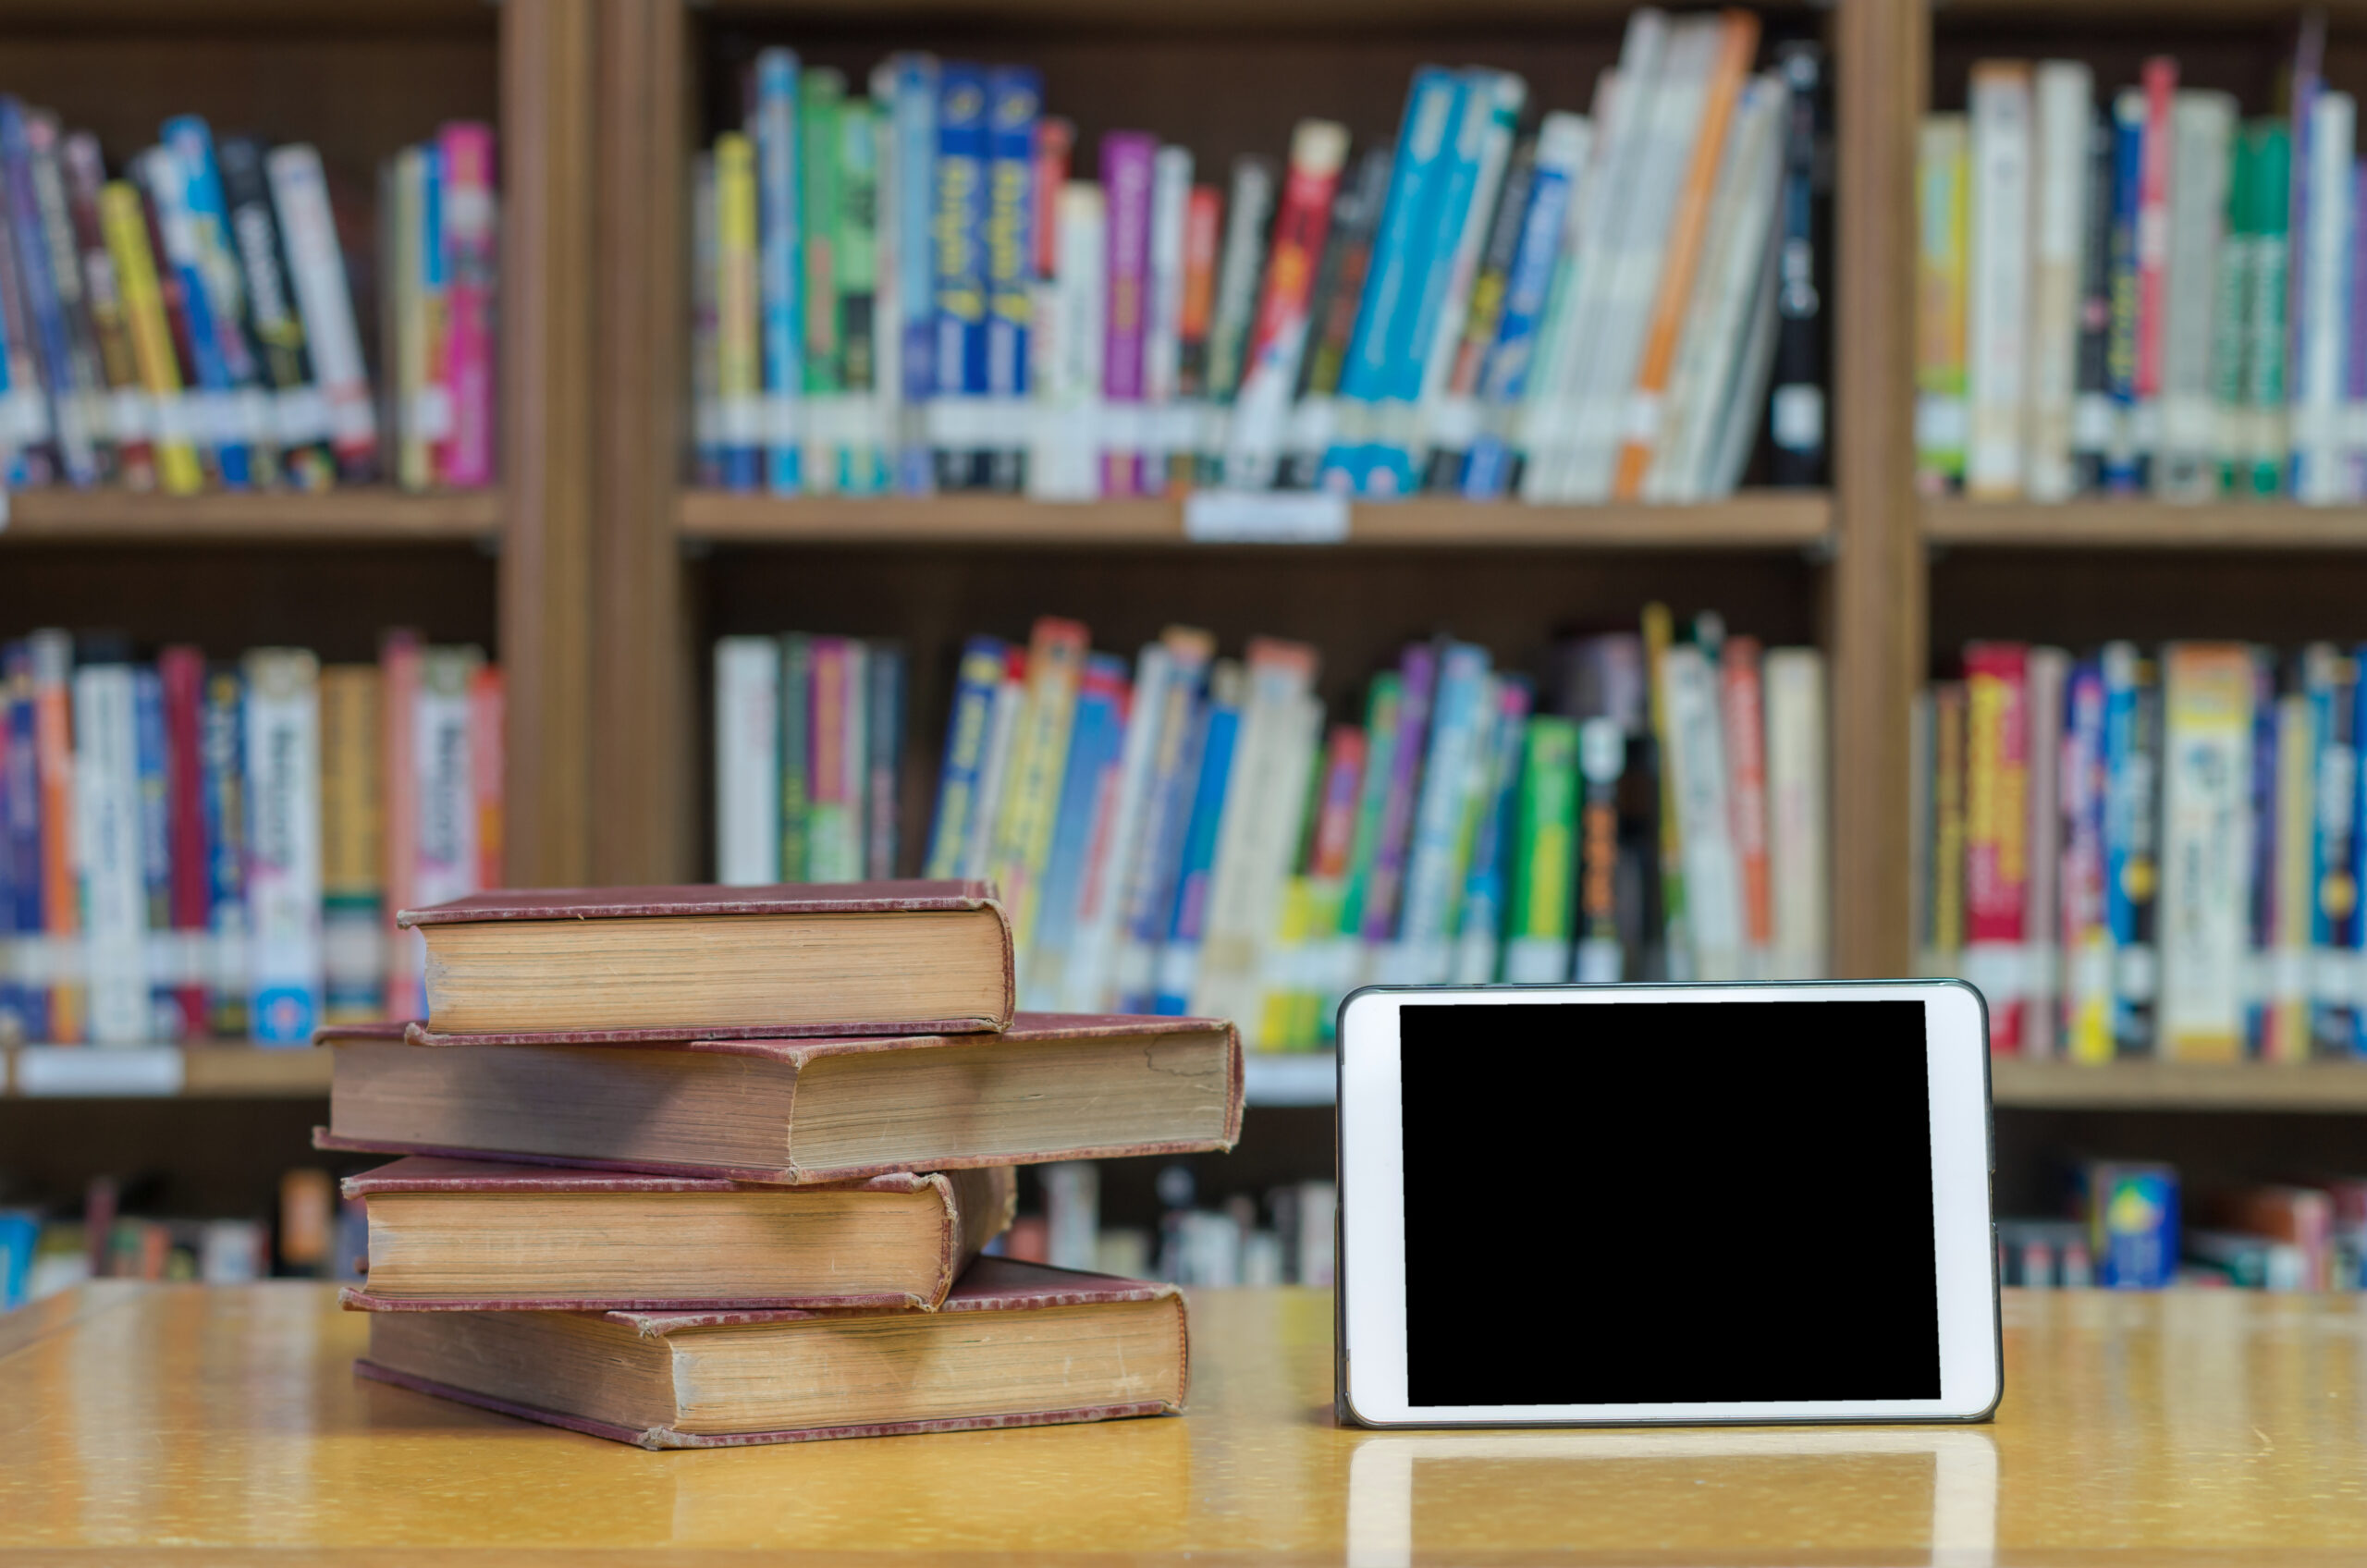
<box><xmin>679</xmin><ymin>490</ymin><xmax>1833</xmax><ymax>548</ymax></box>
<box><xmin>1992</xmin><ymin>1059</ymin><xmax>2367</xmax><ymax>1112</ymax></box>
<box><xmin>0</xmin><ymin>488</ymin><xmax>501</xmax><ymax>545</ymax></box>
<box><xmin>1926</xmin><ymin>498</ymin><xmax>2367</xmax><ymax>548</ymax></box>
<box><xmin>4</xmin><ymin>1045</ymin><xmax>330</xmax><ymax>1098</ymax></box>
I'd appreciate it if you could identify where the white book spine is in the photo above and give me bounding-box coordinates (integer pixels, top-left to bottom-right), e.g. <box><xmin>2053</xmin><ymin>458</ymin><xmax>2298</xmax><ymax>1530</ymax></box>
<box><xmin>1664</xmin><ymin>643</ymin><xmax>1745</xmax><ymax>979</ymax></box>
<box><xmin>2024</xmin><ymin>62</ymin><xmax>2092</xmax><ymax>502</ymax></box>
<box><xmin>2298</xmin><ymin>92</ymin><xmax>2355</xmax><ymax>505</ymax></box>
<box><xmin>73</xmin><ymin>665</ymin><xmax>149</xmax><ymax>1044</ymax></box>
<box><xmin>2156</xmin><ymin>92</ymin><xmax>2235</xmax><ymax>500</ymax></box>
<box><xmin>1701</xmin><ymin>227</ymin><xmax>1784</xmax><ymax>496</ymax></box>
<box><xmin>414</xmin><ymin>649</ymin><xmax>480</xmax><ymax>911</ymax></box>
<box><xmin>243</xmin><ymin>650</ymin><xmax>323</xmax><ymax>1045</ymax></box>
<box><xmin>264</xmin><ymin>144</ymin><xmax>375</xmax><ymax>453</ymax></box>
<box><xmin>1031</xmin><ymin>183</ymin><xmax>1106</xmax><ymax>502</ymax></box>
<box><xmin>1967</xmin><ymin>62</ymin><xmax>2034</xmax><ymax>499</ymax></box>
<box><xmin>1063</xmin><ymin>641</ymin><xmax>1172</xmax><ymax>1012</ymax></box>
<box><xmin>1516</xmin><ymin>78</ymin><xmax>1613</xmax><ymax>496</ymax></box>
<box><xmin>1763</xmin><ymin>647</ymin><xmax>1829</xmax><ymax>982</ymax></box>
<box><xmin>714</xmin><ymin>637</ymin><xmax>782</xmax><ymax>884</ymax></box>
<box><xmin>1143</xmin><ymin>146</ymin><xmax>1193</xmax><ymax>479</ymax></box>
<box><xmin>1651</xmin><ymin>75</ymin><xmax>1784</xmax><ymax>501</ymax></box>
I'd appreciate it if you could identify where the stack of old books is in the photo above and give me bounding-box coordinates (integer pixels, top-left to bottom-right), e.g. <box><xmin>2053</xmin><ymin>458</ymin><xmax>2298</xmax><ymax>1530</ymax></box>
<box><xmin>313</xmin><ymin>880</ymin><xmax>1240</xmax><ymax>1450</ymax></box>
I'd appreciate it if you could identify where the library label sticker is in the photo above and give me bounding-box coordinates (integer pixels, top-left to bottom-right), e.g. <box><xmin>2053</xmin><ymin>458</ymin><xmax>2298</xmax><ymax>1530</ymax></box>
<box><xmin>1184</xmin><ymin>491</ymin><xmax>1350</xmax><ymax>545</ymax></box>
<box><xmin>16</xmin><ymin>1046</ymin><xmax>185</xmax><ymax>1096</ymax></box>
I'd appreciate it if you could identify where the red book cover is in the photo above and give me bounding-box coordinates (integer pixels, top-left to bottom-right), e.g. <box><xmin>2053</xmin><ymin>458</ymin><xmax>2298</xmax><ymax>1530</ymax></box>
<box><xmin>158</xmin><ymin>644</ymin><xmax>210</xmax><ymax>1038</ymax></box>
<box><xmin>2134</xmin><ymin>56</ymin><xmax>2177</xmax><ymax>404</ymax></box>
<box><xmin>1032</xmin><ymin>117</ymin><xmax>1073</xmax><ymax>282</ymax></box>
<box><xmin>354</xmin><ymin>1256</ymin><xmax>1187</xmax><ymax>1450</ymax></box>
<box><xmin>1719</xmin><ymin>636</ymin><xmax>1772</xmax><ymax>959</ymax></box>
<box><xmin>1964</xmin><ymin>642</ymin><xmax>2030</xmax><ymax>1051</ymax></box>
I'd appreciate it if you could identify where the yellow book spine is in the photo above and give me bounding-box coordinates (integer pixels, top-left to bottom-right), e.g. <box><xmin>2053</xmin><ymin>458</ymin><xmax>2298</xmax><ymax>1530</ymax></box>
<box><xmin>716</xmin><ymin>132</ymin><xmax>760</xmax><ymax>429</ymax></box>
<box><xmin>318</xmin><ymin>666</ymin><xmax>386</xmax><ymax>1023</ymax></box>
<box><xmin>100</xmin><ymin>182</ymin><xmax>202</xmax><ymax>495</ymax></box>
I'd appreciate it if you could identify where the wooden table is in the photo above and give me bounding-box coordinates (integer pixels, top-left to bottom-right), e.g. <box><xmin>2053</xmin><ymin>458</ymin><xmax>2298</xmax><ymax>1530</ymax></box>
<box><xmin>3</xmin><ymin>1284</ymin><xmax>2365</xmax><ymax>1563</ymax></box>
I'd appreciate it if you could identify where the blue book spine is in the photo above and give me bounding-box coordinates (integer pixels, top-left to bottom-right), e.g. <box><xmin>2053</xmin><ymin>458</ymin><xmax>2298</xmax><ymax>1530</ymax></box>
<box><xmin>2103</xmin><ymin>94</ymin><xmax>2144</xmax><ymax>494</ymax></box>
<box><xmin>4</xmin><ymin>647</ymin><xmax>40</xmax><ymax>1040</ymax></box>
<box><xmin>1152</xmin><ymin>679</ymin><xmax>1241</xmax><ymax>1015</ymax></box>
<box><xmin>1320</xmin><ymin>67</ymin><xmax>1460</xmax><ymax>496</ymax></box>
<box><xmin>1464</xmin><ymin>130</ymin><xmax>1578</xmax><ymax>498</ymax></box>
<box><xmin>163</xmin><ymin>116</ymin><xmax>262</xmax><ymax>390</ymax></box>
<box><xmin>923</xmin><ymin>635</ymin><xmax>1010</xmax><ymax>879</ymax></box>
<box><xmin>1396</xmin><ymin>642</ymin><xmax>1491</xmax><ymax>971</ymax></box>
<box><xmin>132</xmin><ymin>668</ymin><xmax>171</xmax><ymax>1036</ymax></box>
<box><xmin>200</xmin><ymin>668</ymin><xmax>246</xmax><ymax>1037</ymax></box>
<box><xmin>0</xmin><ymin>646</ymin><xmax>20</xmax><ymax>1039</ymax></box>
<box><xmin>2305</xmin><ymin>646</ymin><xmax>2357</xmax><ymax>1057</ymax></box>
<box><xmin>0</xmin><ymin>99</ymin><xmax>92</xmax><ymax>486</ymax></box>
<box><xmin>1027</xmin><ymin>653</ymin><xmax>1126</xmax><ymax>1006</ymax></box>
<box><xmin>2247</xmin><ymin>649</ymin><xmax>2280</xmax><ymax>1059</ymax></box>
<box><xmin>1122</xmin><ymin>685</ymin><xmax>1209</xmax><ymax>1013</ymax></box>
<box><xmin>984</xmin><ymin>66</ymin><xmax>1039</xmax><ymax>495</ymax></box>
<box><xmin>2349</xmin><ymin>648</ymin><xmax>2367</xmax><ymax>1058</ymax></box>
<box><xmin>934</xmin><ymin>65</ymin><xmax>989</xmax><ymax>492</ymax></box>
<box><xmin>891</xmin><ymin>55</ymin><xmax>939</xmax><ymax>495</ymax></box>
<box><xmin>754</xmin><ymin>49</ymin><xmax>803</xmax><ymax>496</ymax></box>
<box><xmin>139</xmin><ymin>145</ymin><xmax>250</xmax><ymax>486</ymax></box>
<box><xmin>1453</xmin><ymin>674</ymin><xmax>1532</xmax><ymax>978</ymax></box>
<box><xmin>1371</xmin><ymin>72</ymin><xmax>1489</xmax><ymax>497</ymax></box>
<box><xmin>0</xmin><ymin>1209</ymin><xmax>32</xmax><ymax>1310</ymax></box>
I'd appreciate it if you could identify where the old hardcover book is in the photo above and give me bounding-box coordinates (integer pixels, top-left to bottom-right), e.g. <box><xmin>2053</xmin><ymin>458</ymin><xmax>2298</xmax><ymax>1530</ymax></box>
<box><xmin>338</xmin><ymin>1156</ymin><xmax>1015</xmax><ymax>1311</ymax></box>
<box><xmin>396</xmin><ymin>879</ymin><xmax>1014</xmax><ymax>1038</ymax></box>
<box><xmin>356</xmin><ymin>1257</ymin><xmax>1187</xmax><ymax>1449</ymax></box>
<box><xmin>315</xmin><ymin>1012</ymin><xmax>1242</xmax><ymax>1184</ymax></box>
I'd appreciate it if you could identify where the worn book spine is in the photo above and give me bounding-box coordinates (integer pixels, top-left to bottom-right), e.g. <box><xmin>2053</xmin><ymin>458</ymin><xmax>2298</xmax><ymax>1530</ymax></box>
<box><xmin>243</xmin><ymin>648</ymin><xmax>322</xmax><ymax>1045</ymax></box>
<box><xmin>1963</xmin><ymin>643</ymin><xmax>2030</xmax><ymax>1051</ymax></box>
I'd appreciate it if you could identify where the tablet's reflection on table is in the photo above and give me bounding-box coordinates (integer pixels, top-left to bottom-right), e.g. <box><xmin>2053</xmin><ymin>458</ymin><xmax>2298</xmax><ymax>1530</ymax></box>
<box><xmin>1344</xmin><ymin>1427</ymin><xmax>2000</xmax><ymax>1568</ymax></box>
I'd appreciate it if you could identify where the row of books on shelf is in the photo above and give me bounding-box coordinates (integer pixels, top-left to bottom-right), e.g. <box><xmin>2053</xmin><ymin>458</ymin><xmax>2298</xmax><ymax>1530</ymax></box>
<box><xmin>1918</xmin><ymin>640</ymin><xmax>2367</xmax><ymax>1063</ymax></box>
<box><xmin>2019</xmin><ymin>1161</ymin><xmax>2367</xmax><ymax>1291</ymax></box>
<box><xmin>717</xmin><ymin>606</ymin><xmax>1830</xmax><ymax>1050</ymax></box>
<box><xmin>1917</xmin><ymin>27</ymin><xmax>2367</xmax><ymax>506</ymax></box>
<box><xmin>0</xmin><ymin>631</ymin><xmax>502</xmax><ymax>1048</ymax></box>
<box><xmin>0</xmin><ymin>101</ymin><xmax>492</xmax><ymax>496</ymax></box>
<box><xmin>691</xmin><ymin>11</ymin><xmax>1829</xmax><ymax>506</ymax></box>
<box><xmin>0</xmin><ymin>1168</ymin><xmax>355</xmax><ymax>1308</ymax></box>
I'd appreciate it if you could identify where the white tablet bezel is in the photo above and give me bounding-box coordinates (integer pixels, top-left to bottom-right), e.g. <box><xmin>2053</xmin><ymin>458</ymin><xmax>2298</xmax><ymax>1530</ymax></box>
<box><xmin>1336</xmin><ymin>980</ymin><xmax>2000</xmax><ymax>1427</ymax></box>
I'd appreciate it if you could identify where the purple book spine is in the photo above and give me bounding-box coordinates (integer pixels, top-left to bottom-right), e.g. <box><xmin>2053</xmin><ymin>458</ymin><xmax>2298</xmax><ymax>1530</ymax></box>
<box><xmin>2349</xmin><ymin>161</ymin><xmax>2367</xmax><ymax>498</ymax></box>
<box><xmin>1360</xmin><ymin>642</ymin><xmax>1440</xmax><ymax>945</ymax></box>
<box><xmin>1100</xmin><ymin>131</ymin><xmax>1155</xmax><ymax>497</ymax></box>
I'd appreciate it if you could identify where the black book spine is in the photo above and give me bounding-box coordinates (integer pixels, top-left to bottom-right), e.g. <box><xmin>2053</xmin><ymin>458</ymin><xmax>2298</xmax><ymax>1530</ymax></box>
<box><xmin>2069</xmin><ymin>110</ymin><xmax>2116</xmax><ymax>495</ymax></box>
<box><xmin>1767</xmin><ymin>42</ymin><xmax>1828</xmax><ymax>488</ymax></box>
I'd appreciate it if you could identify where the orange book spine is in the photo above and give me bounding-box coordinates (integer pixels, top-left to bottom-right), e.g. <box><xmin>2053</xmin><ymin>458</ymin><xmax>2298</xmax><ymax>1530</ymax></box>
<box><xmin>469</xmin><ymin>664</ymin><xmax>504</xmax><ymax>891</ymax></box>
<box><xmin>1612</xmin><ymin>9</ymin><xmax>1760</xmax><ymax>498</ymax></box>
<box><xmin>1720</xmin><ymin>636</ymin><xmax>1773</xmax><ymax>957</ymax></box>
<box><xmin>380</xmin><ymin>630</ymin><xmax>423</xmax><ymax>1019</ymax></box>
<box><xmin>31</xmin><ymin>634</ymin><xmax>80</xmax><ymax>1042</ymax></box>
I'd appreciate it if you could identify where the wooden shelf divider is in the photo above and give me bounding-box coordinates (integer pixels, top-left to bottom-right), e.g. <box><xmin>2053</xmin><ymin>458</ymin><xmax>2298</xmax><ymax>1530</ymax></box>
<box><xmin>1927</xmin><ymin>498</ymin><xmax>2367</xmax><ymax>548</ymax></box>
<box><xmin>678</xmin><ymin>489</ymin><xmax>1834</xmax><ymax>548</ymax></box>
<box><xmin>0</xmin><ymin>488</ymin><xmax>501</xmax><ymax>545</ymax></box>
<box><xmin>1990</xmin><ymin>1058</ymin><xmax>2367</xmax><ymax>1113</ymax></box>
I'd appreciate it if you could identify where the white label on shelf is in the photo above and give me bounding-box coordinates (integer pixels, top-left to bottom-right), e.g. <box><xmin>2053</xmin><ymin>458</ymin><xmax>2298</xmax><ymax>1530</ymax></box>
<box><xmin>1184</xmin><ymin>490</ymin><xmax>1349</xmax><ymax>545</ymax></box>
<box><xmin>16</xmin><ymin>1046</ymin><xmax>185</xmax><ymax>1096</ymax></box>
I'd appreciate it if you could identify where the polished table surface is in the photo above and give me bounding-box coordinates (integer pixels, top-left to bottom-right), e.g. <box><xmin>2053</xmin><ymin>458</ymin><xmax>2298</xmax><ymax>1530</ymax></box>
<box><xmin>3</xmin><ymin>1284</ymin><xmax>2366</xmax><ymax>1564</ymax></box>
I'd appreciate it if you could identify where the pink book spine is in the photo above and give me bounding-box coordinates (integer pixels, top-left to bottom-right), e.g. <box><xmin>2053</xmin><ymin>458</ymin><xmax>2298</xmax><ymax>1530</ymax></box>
<box><xmin>381</xmin><ymin>630</ymin><xmax>423</xmax><ymax>1019</ymax></box>
<box><xmin>1099</xmin><ymin>131</ymin><xmax>1155</xmax><ymax>497</ymax></box>
<box><xmin>436</xmin><ymin>122</ymin><xmax>497</xmax><ymax>487</ymax></box>
<box><xmin>2133</xmin><ymin>56</ymin><xmax>2177</xmax><ymax>401</ymax></box>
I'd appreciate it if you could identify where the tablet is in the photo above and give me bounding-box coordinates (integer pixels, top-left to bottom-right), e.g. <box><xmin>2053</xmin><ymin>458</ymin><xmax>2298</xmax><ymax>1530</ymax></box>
<box><xmin>1336</xmin><ymin>980</ymin><xmax>1999</xmax><ymax>1427</ymax></box>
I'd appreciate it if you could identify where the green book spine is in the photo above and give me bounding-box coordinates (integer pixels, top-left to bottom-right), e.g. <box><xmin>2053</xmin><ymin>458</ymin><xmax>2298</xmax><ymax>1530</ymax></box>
<box><xmin>1503</xmin><ymin>717</ymin><xmax>1579</xmax><ymax>983</ymax></box>
<box><xmin>800</xmin><ymin>68</ymin><xmax>844</xmax><ymax>493</ymax></box>
<box><xmin>2244</xmin><ymin>121</ymin><xmax>2291</xmax><ymax>497</ymax></box>
<box><xmin>1334</xmin><ymin>673</ymin><xmax>1402</xmax><ymax>942</ymax></box>
<box><xmin>2211</xmin><ymin>128</ymin><xmax>2254</xmax><ymax>495</ymax></box>
<box><xmin>779</xmin><ymin>633</ymin><xmax>812</xmax><ymax>881</ymax></box>
<box><xmin>837</xmin><ymin>98</ymin><xmax>883</xmax><ymax>494</ymax></box>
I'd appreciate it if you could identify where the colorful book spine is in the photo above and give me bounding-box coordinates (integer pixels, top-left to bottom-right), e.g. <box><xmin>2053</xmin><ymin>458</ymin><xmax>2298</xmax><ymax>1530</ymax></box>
<box><xmin>433</xmin><ymin>123</ymin><xmax>495</xmax><ymax>487</ymax></box>
<box><xmin>1915</xmin><ymin>116</ymin><xmax>1969</xmax><ymax>494</ymax></box>
<box><xmin>2060</xmin><ymin>657</ymin><xmax>2111</xmax><ymax>1061</ymax></box>
<box><xmin>1064</xmin><ymin>639</ymin><xmax>1172</xmax><ymax>1013</ymax></box>
<box><xmin>1024</xmin><ymin>651</ymin><xmax>1128</xmax><ymax>1010</ymax></box>
<box><xmin>933</xmin><ymin>65</ymin><xmax>989</xmax><ymax>492</ymax></box>
<box><xmin>1451</xmin><ymin>676</ymin><xmax>1532</xmax><ymax>984</ymax></box>
<box><xmin>1392</xmin><ymin>642</ymin><xmax>1490</xmax><ymax>982</ymax></box>
<box><xmin>984</xmin><ymin>67</ymin><xmax>1038</xmax><ymax>495</ymax></box>
<box><xmin>28</xmin><ymin>632</ymin><xmax>78</xmax><ymax>1040</ymax></box>
<box><xmin>0</xmin><ymin>100</ymin><xmax>94</xmax><ymax>485</ymax></box>
<box><xmin>1193</xmin><ymin>638</ymin><xmax>1320</xmax><ymax>1031</ymax></box>
<box><xmin>864</xmin><ymin>642</ymin><xmax>904</xmax><ymax>879</ymax></box>
<box><xmin>798</xmin><ymin>71</ymin><xmax>843</xmax><ymax>495</ymax></box>
<box><xmin>73</xmin><ymin>659</ymin><xmax>147</xmax><ymax>1042</ymax></box>
<box><xmin>216</xmin><ymin>135</ymin><xmax>329</xmax><ymax>489</ymax></box>
<box><xmin>319</xmin><ymin>665</ymin><xmax>385</xmax><ymax>1023</ymax></box>
<box><xmin>2103</xmin><ymin>92</ymin><xmax>2144</xmax><ymax>492</ymax></box>
<box><xmin>2130</xmin><ymin>58</ymin><xmax>2177</xmax><ymax>473</ymax></box>
<box><xmin>924</xmin><ymin>635</ymin><xmax>1009</xmax><ymax>879</ymax></box>
<box><xmin>0</xmin><ymin>647</ymin><xmax>37</xmax><ymax>1040</ymax></box>
<box><xmin>754</xmin><ymin>49</ymin><xmax>803</xmax><ymax>496</ymax></box>
<box><xmin>1465</xmin><ymin>113</ymin><xmax>1587</xmax><ymax>499</ymax></box>
<box><xmin>133</xmin><ymin>668</ymin><xmax>173</xmax><ymax>1032</ymax></box>
<box><xmin>1098</xmin><ymin>130</ymin><xmax>1155</xmax><ymax>497</ymax></box>
<box><xmin>1503</xmin><ymin>715</ymin><xmax>1579</xmax><ymax>984</ymax></box>
<box><xmin>803</xmin><ymin>637</ymin><xmax>851</xmax><ymax>882</ymax></box>
<box><xmin>778</xmin><ymin>633</ymin><xmax>811</xmax><ymax>881</ymax></box>
<box><xmin>241</xmin><ymin>648</ymin><xmax>322</xmax><ymax>1046</ymax></box>
<box><xmin>1154</xmin><ymin>659</ymin><xmax>1244</xmax><ymax>1014</ymax></box>
<box><xmin>1768</xmin><ymin>43</ymin><xmax>1828</xmax><ymax>487</ymax></box>
<box><xmin>886</xmin><ymin>55</ymin><xmax>938</xmax><ymax>494</ymax></box>
<box><xmin>838</xmin><ymin>96</ymin><xmax>888</xmax><ymax>496</ymax></box>
<box><xmin>1142</xmin><ymin>145</ymin><xmax>1191</xmax><ymax>494</ymax></box>
<box><xmin>2102</xmin><ymin>642</ymin><xmax>2161</xmax><ymax>1054</ymax></box>
<box><xmin>2268</xmin><ymin>683</ymin><xmax>2314</xmax><ymax>1062</ymax></box>
<box><xmin>1428</xmin><ymin>136</ymin><xmax>1533</xmax><ymax>494</ymax></box>
<box><xmin>1112</xmin><ymin>628</ymin><xmax>1212</xmax><ymax>1010</ymax></box>
<box><xmin>1964</xmin><ymin>643</ymin><xmax>2030</xmax><ymax>1050</ymax></box>
<box><xmin>1224</xmin><ymin>121</ymin><xmax>1347</xmax><ymax>490</ymax></box>
<box><xmin>714</xmin><ymin>131</ymin><xmax>762</xmax><ymax>492</ymax></box>
<box><xmin>1284</xmin><ymin>146</ymin><xmax>1390</xmax><ymax>492</ymax></box>
<box><xmin>2244</xmin><ymin>123</ymin><xmax>2293</xmax><ymax>496</ymax></box>
<box><xmin>1721</xmin><ymin>637</ymin><xmax>1772</xmax><ymax>977</ymax></box>
<box><xmin>991</xmin><ymin>617</ymin><xmax>1088</xmax><ymax>955</ymax></box>
<box><xmin>199</xmin><ymin>666</ymin><xmax>244</xmax><ymax>1037</ymax></box>
<box><xmin>2154</xmin><ymin>644</ymin><xmax>2254</xmax><ymax>1060</ymax></box>
<box><xmin>1357</xmin><ymin>642</ymin><xmax>1439</xmax><ymax>951</ymax></box>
